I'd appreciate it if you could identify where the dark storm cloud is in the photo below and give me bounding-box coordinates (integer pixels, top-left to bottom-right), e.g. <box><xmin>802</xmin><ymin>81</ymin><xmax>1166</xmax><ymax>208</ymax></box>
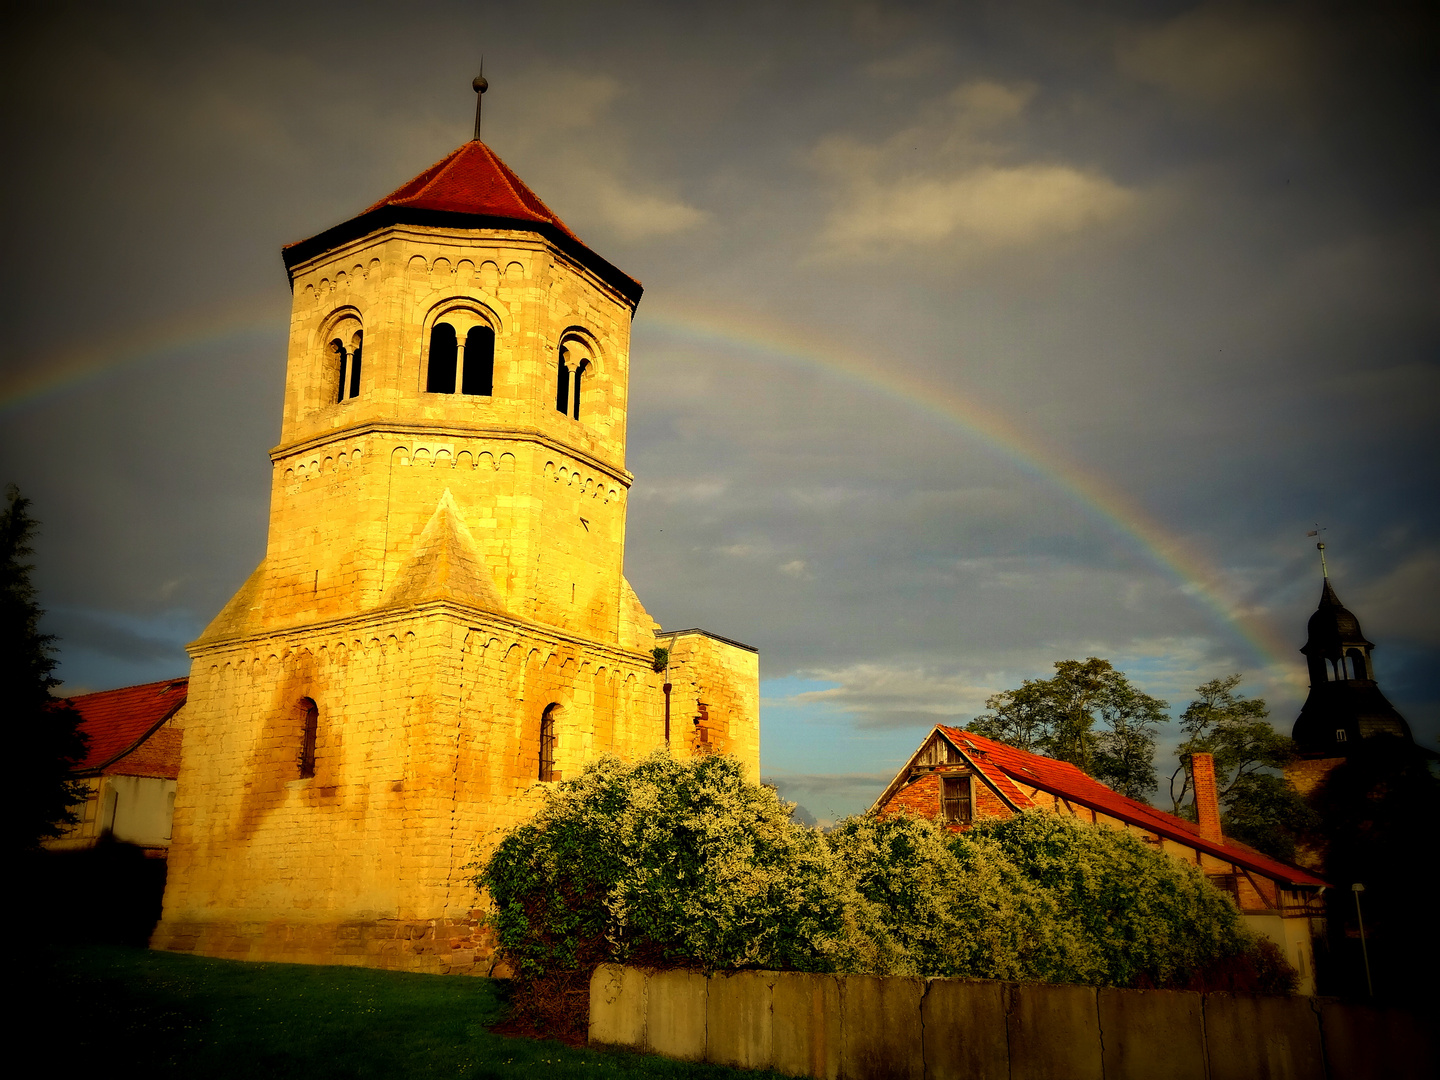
<box><xmin>2</xmin><ymin>1</ymin><xmax>1435</xmax><ymax>808</ymax></box>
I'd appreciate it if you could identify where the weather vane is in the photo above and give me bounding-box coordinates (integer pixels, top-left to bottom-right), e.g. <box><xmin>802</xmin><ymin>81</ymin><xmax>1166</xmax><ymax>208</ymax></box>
<box><xmin>1306</xmin><ymin>524</ymin><xmax>1329</xmax><ymax>578</ymax></box>
<box><xmin>472</xmin><ymin>61</ymin><xmax>488</xmax><ymax>141</ymax></box>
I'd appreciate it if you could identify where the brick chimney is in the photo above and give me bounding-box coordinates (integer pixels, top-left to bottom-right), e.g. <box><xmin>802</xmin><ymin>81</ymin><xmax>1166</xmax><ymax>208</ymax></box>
<box><xmin>1188</xmin><ymin>752</ymin><xmax>1223</xmax><ymax>843</ymax></box>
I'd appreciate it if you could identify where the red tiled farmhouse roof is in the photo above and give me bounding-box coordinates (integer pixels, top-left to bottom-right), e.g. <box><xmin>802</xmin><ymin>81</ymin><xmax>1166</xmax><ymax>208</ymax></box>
<box><xmin>62</xmin><ymin>677</ymin><xmax>188</xmax><ymax>773</ymax></box>
<box><xmin>934</xmin><ymin>725</ymin><xmax>1326</xmax><ymax>888</ymax></box>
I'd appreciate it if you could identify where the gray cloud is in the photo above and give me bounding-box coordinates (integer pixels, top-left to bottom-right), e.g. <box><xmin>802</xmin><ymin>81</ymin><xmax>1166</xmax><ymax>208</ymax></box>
<box><xmin>3</xmin><ymin>0</ymin><xmax>1435</xmax><ymax>792</ymax></box>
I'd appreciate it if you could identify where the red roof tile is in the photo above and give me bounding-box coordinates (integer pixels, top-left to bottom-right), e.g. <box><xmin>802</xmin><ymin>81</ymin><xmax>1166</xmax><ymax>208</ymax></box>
<box><xmin>359</xmin><ymin>140</ymin><xmax>583</xmax><ymax>243</ymax></box>
<box><xmin>62</xmin><ymin>678</ymin><xmax>188</xmax><ymax>773</ymax></box>
<box><xmin>936</xmin><ymin>726</ymin><xmax>1326</xmax><ymax>888</ymax></box>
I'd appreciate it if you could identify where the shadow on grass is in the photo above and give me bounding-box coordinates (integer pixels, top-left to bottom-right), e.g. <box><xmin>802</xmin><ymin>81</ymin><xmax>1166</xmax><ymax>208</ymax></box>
<box><xmin>19</xmin><ymin>945</ymin><xmax>782</xmax><ymax>1079</ymax></box>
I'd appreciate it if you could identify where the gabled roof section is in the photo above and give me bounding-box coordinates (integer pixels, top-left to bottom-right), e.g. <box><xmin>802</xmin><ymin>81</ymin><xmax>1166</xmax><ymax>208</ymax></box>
<box><xmin>933</xmin><ymin>726</ymin><xmax>1326</xmax><ymax>888</ymax></box>
<box><xmin>383</xmin><ymin>489</ymin><xmax>506</xmax><ymax>613</ymax></box>
<box><xmin>869</xmin><ymin>727</ymin><xmax>1032</xmax><ymax>817</ymax></box>
<box><xmin>281</xmin><ymin>140</ymin><xmax>643</xmax><ymax>307</ymax></box>
<box><xmin>62</xmin><ymin>677</ymin><xmax>188</xmax><ymax>773</ymax></box>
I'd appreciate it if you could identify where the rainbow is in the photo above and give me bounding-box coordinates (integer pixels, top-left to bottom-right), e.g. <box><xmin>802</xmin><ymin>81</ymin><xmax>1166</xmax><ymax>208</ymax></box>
<box><xmin>1</xmin><ymin>293</ymin><xmax>1303</xmax><ymax>689</ymax></box>
<box><xmin>639</xmin><ymin>299</ymin><xmax>1304</xmax><ymax>689</ymax></box>
<box><xmin>0</xmin><ymin>295</ymin><xmax>286</xmax><ymax>414</ymax></box>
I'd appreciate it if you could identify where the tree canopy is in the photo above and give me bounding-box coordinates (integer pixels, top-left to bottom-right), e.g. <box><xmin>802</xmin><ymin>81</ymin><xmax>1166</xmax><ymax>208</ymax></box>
<box><xmin>1170</xmin><ymin>675</ymin><xmax>1316</xmax><ymax>862</ymax></box>
<box><xmin>967</xmin><ymin>657</ymin><xmax>1168</xmax><ymax>798</ymax></box>
<box><xmin>3</xmin><ymin>486</ymin><xmax>87</xmax><ymax>852</ymax></box>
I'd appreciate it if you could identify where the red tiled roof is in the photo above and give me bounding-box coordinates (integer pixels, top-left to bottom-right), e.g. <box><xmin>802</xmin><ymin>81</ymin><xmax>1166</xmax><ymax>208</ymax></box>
<box><xmin>63</xmin><ymin>678</ymin><xmax>188</xmax><ymax>772</ymax></box>
<box><xmin>358</xmin><ymin>140</ymin><xmax>583</xmax><ymax>243</ymax></box>
<box><xmin>936</xmin><ymin>726</ymin><xmax>1327</xmax><ymax>888</ymax></box>
<box><xmin>280</xmin><ymin>139</ymin><xmax>643</xmax><ymax>306</ymax></box>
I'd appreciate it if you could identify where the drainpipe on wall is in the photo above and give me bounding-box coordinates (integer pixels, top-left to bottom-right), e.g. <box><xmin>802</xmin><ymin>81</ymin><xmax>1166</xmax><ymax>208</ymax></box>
<box><xmin>1187</xmin><ymin>752</ymin><xmax>1224</xmax><ymax>844</ymax></box>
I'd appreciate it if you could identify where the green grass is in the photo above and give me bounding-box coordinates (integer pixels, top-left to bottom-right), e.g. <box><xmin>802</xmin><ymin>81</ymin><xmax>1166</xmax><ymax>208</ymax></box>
<box><xmin>23</xmin><ymin>945</ymin><xmax>782</xmax><ymax>1079</ymax></box>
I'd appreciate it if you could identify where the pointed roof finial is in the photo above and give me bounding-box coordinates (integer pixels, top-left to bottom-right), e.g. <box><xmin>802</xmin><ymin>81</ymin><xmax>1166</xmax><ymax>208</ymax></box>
<box><xmin>472</xmin><ymin>64</ymin><xmax>488</xmax><ymax>142</ymax></box>
<box><xmin>1307</xmin><ymin>524</ymin><xmax>1329</xmax><ymax>579</ymax></box>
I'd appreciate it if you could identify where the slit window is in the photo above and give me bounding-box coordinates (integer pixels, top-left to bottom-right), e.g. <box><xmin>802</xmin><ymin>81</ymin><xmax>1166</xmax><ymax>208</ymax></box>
<box><xmin>539</xmin><ymin>704</ymin><xmax>558</xmax><ymax>782</ymax></box>
<box><xmin>299</xmin><ymin>698</ymin><xmax>319</xmax><ymax>779</ymax></box>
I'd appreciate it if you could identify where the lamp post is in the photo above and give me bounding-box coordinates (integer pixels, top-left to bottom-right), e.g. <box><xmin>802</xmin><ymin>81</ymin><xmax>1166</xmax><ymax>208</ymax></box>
<box><xmin>1352</xmin><ymin>883</ymin><xmax>1373</xmax><ymax>996</ymax></box>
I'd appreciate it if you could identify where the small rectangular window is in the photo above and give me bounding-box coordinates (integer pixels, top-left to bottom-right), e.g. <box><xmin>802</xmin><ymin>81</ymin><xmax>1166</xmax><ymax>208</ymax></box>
<box><xmin>941</xmin><ymin>775</ymin><xmax>972</xmax><ymax>825</ymax></box>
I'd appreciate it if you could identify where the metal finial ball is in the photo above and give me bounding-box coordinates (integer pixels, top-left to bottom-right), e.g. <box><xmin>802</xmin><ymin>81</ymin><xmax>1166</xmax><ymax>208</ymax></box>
<box><xmin>473</xmin><ymin>75</ymin><xmax>489</xmax><ymax>94</ymax></box>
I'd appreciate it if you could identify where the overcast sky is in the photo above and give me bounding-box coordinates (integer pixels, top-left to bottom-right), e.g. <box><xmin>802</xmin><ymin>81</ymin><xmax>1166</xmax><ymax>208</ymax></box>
<box><xmin>3</xmin><ymin>0</ymin><xmax>1436</xmax><ymax>822</ymax></box>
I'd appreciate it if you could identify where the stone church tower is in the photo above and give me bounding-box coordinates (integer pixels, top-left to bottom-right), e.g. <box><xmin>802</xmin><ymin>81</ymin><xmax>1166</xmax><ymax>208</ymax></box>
<box><xmin>151</xmin><ymin>104</ymin><xmax>759</xmax><ymax>971</ymax></box>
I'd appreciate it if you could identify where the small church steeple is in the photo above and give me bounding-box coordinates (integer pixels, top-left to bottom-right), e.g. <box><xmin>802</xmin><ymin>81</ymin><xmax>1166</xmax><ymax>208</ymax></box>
<box><xmin>1292</xmin><ymin>556</ymin><xmax>1413</xmax><ymax>755</ymax></box>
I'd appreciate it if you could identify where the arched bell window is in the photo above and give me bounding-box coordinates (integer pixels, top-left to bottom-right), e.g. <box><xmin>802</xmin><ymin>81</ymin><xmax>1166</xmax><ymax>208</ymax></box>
<box><xmin>427</xmin><ymin>318</ymin><xmax>495</xmax><ymax>396</ymax></box>
<box><xmin>325</xmin><ymin>324</ymin><xmax>362</xmax><ymax>408</ymax></box>
<box><xmin>556</xmin><ymin>334</ymin><xmax>595</xmax><ymax>421</ymax></box>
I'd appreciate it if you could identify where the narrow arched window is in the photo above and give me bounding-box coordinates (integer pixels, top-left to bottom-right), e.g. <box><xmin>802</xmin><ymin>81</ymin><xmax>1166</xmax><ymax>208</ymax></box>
<box><xmin>462</xmin><ymin>326</ymin><xmax>494</xmax><ymax>396</ymax></box>
<box><xmin>348</xmin><ymin>332</ymin><xmax>363</xmax><ymax>399</ymax></box>
<box><xmin>1345</xmin><ymin>648</ymin><xmax>1365</xmax><ymax>681</ymax></box>
<box><xmin>333</xmin><ymin>339</ymin><xmax>348</xmax><ymax>403</ymax></box>
<box><xmin>556</xmin><ymin>349</ymin><xmax>570</xmax><ymax>414</ymax></box>
<box><xmin>427</xmin><ymin>324</ymin><xmax>458</xmax><ymax>393</ymax></box>
<box><xmin>572</xmin><ymin>359</ymin><xmax>588</xmax><ymax>420</ymax></box>
<box><xmin>539</xmin><ymin>704</ymin><xmax>558</xmax><ymax>782</ymax></box>
<box><xmin>299</xmin><ymin>697</ymin><xmax>319</xmax><ymax>779</ymax></box>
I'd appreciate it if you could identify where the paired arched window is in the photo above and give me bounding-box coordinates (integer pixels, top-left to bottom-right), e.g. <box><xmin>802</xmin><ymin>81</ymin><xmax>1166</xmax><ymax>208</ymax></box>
<box><xmin>299</xmin><ymin>697</ymin><xmax>319</xmax><ymax>779</ymax></box>
<box><xmin>556</xmin><ymin>339</ymin><xmax>592</xmax><ymax>420</ymax></box>
<box><xmin>426</xmin><ymin>320</ymin><xmax>495</xmax><ymax>396</ymax></box>
<box><xmin>539</xmin><ymin>704</ymin><xmax>558</xmax><ymax>782</ymax></box>
<box><xmin>331</xmin><ymin>330</ymin><xmax>363</xmax><ymax>402</ymax></box>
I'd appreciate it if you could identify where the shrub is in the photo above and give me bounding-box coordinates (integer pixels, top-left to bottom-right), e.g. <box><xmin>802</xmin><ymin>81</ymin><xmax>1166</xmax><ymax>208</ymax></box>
<box><xmin>479</xmin><ymin>752</ymin><xmax>847</xmax><ymax>979</ymax></box>
<box><xmin>477</xmin><ymin>753</ymin><xmax>1295</xmax><ymax>1030</ymax></box>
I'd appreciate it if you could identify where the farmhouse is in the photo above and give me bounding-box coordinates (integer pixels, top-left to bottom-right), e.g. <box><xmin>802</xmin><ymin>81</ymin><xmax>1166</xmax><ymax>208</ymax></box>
<box><xmin>149</xmin><ymin>87</ymin><xmax>759</xmax><ymax>973</ymax></box>
<box><xmin>45</xmin><ymin>677</ymin><xmax>187</xmax><ymax>854</ymax></box>
<box><xmin>871</xmin><ymin>727</ymin><xmax>1326</xmax><ymax>993</ymax></box>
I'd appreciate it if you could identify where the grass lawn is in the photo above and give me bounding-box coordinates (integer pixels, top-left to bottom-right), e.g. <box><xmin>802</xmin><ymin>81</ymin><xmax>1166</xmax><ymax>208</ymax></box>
<box><xmin>23</xmin><ymin>945</ymin><xmax>783</xmax><ymax>1079</ymax></box>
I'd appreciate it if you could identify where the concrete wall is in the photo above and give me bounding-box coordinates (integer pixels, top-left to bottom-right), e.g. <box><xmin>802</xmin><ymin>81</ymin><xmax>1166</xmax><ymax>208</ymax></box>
<box><xmin>589</xmin><ymin>965</ymin><xmax>1436</xmax><ymax>1080</ymax></box>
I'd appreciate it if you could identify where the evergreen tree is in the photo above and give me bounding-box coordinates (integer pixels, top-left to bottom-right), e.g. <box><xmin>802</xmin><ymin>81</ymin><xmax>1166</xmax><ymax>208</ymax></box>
<box><xmin>3</xmin><ymin>486</ymin><xmax>87</xmax><ymax>851</ymax></box>
<box><xmin>968</xmin><ymin>658</ymin><xmax>1168</xmax><ymax>798</ymax></box>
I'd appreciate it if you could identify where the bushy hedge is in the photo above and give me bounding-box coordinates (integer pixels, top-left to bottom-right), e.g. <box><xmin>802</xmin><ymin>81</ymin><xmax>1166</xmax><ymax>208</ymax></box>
<box><xmin>477</xmin><ymin>752</ymin><xmax>1294</xmax><ymax>1025</ymax></box>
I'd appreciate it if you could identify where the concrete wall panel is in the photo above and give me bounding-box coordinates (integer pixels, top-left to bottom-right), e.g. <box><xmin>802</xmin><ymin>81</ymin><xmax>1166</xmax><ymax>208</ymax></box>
<box><xmin>772</xmin><ymin>971</ymin><xmax>841</xmax><ymax>1080</ymax></box>
<box><xmin>646</xmin><ymin>969</ymin><xmax>707</xmax><ymax>1062</ymax></box>
<box><xmin>1098</xmin><ymin>988</ymin><xmax>1205</xmax><ymax>1080</ymax></box>
<box><xmin>588</xmin><ymin>963</ymin><xmax>646</xmax><ymax>1048</ymax></box>
<box><xmin>707</xmin><ymin>970</ymin><xmax>774</xmax><ymax>1069</ymax></box>
<box><xmin>839</xmin><ymin>975</ymin><xmax>924</xmax><ymax>1080</ymax></box>
<box><xmin>1204</xmin><ymin>993</ymin><xmax>1324</xmax><ymax>1080</ymax></box>
<box><xmin>920</xmin><ymin>978</ymin><xmax>1009</xmax><ymax>1080</ymax></box>
<box><xmin>1317</xmin><ymin>1000</ymin><xmax>1438</xmax><ymax>1080</ymax></box>
<box><xmin>1006</xmin><ymin>983</ymin><xmax>1103</xmax><ymax>1080</ymax></box>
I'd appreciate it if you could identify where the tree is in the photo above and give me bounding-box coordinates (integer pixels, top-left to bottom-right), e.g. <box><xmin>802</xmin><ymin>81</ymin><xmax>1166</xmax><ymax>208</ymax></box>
<box><xmin>3</xmin><ymin>486</ymin><xmax>87</xmax><ymax>852</ymax></box>
<box><xmin>1169</xmin><ymin>675</ymin><xmax>1316</xmax><ymax>862</ymax></box>
<box><xmin>968</xmin><ymin>658</ymin><xmax>1168</xmax><ymax>798</ymax></box>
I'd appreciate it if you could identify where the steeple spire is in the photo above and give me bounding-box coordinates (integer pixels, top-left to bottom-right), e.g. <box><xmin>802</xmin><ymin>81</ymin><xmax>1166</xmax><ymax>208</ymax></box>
<box><xmin>472</xmin><ymin>67</ymin><xmax>488</xmax><ymax>142</ymax></box>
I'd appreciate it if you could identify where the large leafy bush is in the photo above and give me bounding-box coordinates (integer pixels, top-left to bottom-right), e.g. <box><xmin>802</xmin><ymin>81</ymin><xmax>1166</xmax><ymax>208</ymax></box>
<box><xmin>477</xmin><ymin>752</ymin><xmax>1294</xmax><ymax>1026</ymax></box>
<box><xmin>479</xmin><ymin>752</ymin><xmax>848</xmax><ymax>982</ymax></box>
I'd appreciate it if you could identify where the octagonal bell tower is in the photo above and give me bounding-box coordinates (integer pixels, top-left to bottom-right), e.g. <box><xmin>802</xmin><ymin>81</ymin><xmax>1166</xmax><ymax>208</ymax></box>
<box><xmin>153</xmin><ymin>85</ymin><xmax>760</xmax><ymax>972</ymax></box>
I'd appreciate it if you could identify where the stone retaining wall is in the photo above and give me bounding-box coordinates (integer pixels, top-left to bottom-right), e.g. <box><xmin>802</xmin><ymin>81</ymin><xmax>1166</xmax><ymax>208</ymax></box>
<box><xmin>589</xmin><ymin>965</ymin><xmax>1435</xmax><ymax>1080</ymax></box>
